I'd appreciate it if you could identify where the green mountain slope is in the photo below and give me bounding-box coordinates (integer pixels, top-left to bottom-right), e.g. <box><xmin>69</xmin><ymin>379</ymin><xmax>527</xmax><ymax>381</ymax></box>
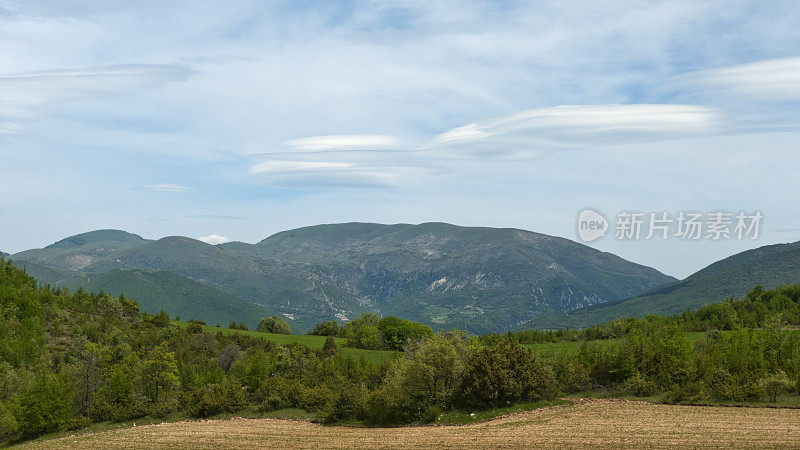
<box><xmin>20</xmin><ymin>263</ymin><xmax>288</xmax><ymax>330</ymax></box>
<box><xmin>247</xmin><ymin>222</ymin><xmax>675</xmax><ymax>331</ymax></box>
<box><xmin>522</xmin><ymin>241</ymin><xmax>800</xmax><ymax>329</ymax></box>
<box><xmin>12</xmin><ymin>229</ymin><xmax>149</xmax><ymax>271</ymax></box>
<box><xmin>11</xmin><ymin>223</ymin><xmax>676</xmax><ymax>333</ymax></box>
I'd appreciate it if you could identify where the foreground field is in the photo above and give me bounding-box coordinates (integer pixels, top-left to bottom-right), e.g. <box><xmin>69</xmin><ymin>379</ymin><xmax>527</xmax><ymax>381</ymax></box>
<box><xmin>23</xmin><ymin>399</ymin><xmax>800</xmax><ymax>448</ymax></box>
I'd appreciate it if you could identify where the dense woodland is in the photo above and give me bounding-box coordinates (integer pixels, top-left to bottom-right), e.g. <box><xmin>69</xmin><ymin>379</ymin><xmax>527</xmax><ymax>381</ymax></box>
<box><xmin>1</xmin><ymin>257</ymin><xmax>800</xmax><ymax>445</ymax></box>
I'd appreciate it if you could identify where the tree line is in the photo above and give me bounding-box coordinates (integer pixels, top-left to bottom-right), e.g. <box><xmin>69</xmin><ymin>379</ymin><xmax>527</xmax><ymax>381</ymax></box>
<box><xmin>1</xmin><ymin>257</ymin><xmax>800</xmax><ymax>445</ymax></box>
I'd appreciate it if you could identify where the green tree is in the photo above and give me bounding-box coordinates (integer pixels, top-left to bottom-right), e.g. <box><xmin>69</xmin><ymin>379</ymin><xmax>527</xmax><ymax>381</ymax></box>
<box><xmin>369</xmin><ymin>331</ymin><xmax>470</xmax><ymax>423</ymax></box>
<box><xmin>142</xmin><ymin>344</ymin><xmax>179</xmax><ymax>403</ymax></box>
<box><xmin>309</xmin><ymin>321</ymin><xmax>341</xmax><ymax>337</ymax></box>
<box><xmin>760</xmin><ymin>371</ymin><xmax>794</xmax><ymax>403</ymax></box>
<box><xmin>257</xmin><ymin>316</ymin><xmax>292</xmax><ymax>335</ymax></box>
<box><xmin>15</xmin><ymin>374</ymin><xmax>73</xmax><ymax>438</ymax></box>
<box><xmin>321</xmin><ymin>336</ymin><xmax>339</xmax><ymax>356</ymax></box>
<box><xmin>344</xmin><ymin>313</ymin><xmax>383</xmax><ymax>350</ymax></box>
<box><xmin>377</xmin><ymin>316</ymin><xmax>433</xmax><ymax>351</ymax></box>
<box><xmin>460</xmin><ymin>340</ymin><xmax>556</xmax><ymax>408</ymax></box>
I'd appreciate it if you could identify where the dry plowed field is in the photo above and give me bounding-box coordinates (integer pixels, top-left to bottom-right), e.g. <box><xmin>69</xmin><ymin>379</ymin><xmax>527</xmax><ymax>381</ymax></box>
<box><xmin>23</xmin><ymin>399</ymin><xmax>800</xmax><ymax>448</ymax></box>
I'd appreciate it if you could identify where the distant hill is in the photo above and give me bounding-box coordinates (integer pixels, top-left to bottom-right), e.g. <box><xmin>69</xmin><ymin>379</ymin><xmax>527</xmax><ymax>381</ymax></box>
<box><xmin>12</xmin><ymin>230</ymin><xmax>150</xmax><ymax>271</ymax></box>
<box><xmin>21</xmin><ymin>263</ymin><xmax>288</xmax><ymax>330</ymax></box>
<box><xmin>522</xmin><ymin>241</ymin><xmax>800</xmax><ymax>329</ymax></box>
<box><xmin>10</xmin><ymin>223</ymin><xmax>676</xmax><ymax>333</ymax></box>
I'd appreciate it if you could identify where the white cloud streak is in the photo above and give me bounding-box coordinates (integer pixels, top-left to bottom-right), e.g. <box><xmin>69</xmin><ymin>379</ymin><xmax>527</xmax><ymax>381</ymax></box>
<box><xmin>283</xmin><ymin>134</ymin><xmax>398</xmax><ymax>152</ymax></box>
<box><xmin>688</xmin><ymin>56</ymin><xmax>800</xmax><ymax>102</ymax></box>
<box><xmin>430</xmin><ymin>104</ymin><xmax>722</xmax><ymax>158</ymax></box>
<box><xmin>137</xmin><ymin>184</ymin><xmax>194</xmax><ymax>192</ymax></box>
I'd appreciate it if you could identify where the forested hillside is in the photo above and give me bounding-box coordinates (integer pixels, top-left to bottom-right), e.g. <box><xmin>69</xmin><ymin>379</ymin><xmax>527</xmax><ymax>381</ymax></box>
<box><xmin>523</xmin><ymin>241</ymin><xmax>800</xmax><ymax>330</ymax></box>
<box><xmin>3</xmin><ymin>257</ymin><xmax>800</xmax><ymax>445</ymax></box>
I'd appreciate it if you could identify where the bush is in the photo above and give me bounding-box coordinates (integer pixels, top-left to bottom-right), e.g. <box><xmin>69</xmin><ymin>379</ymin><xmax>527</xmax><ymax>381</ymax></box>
<box><xmin>377</xmin><ymin>317</ymin><xmax>433</xmax><ymax>351</ymax></box>
<box><xmin>367</xmin><ymin>332</ymin><xmax>470</xmax><ymax>424</ymax></box>
<box><xmin>152</xmin><ymin>310</ymin><xmax>170</xmax><ymax>328</ymax></box>
<box><xmin>321</xmin><ymin>336</ymin><xmax>339</xmax><ymax>356</ymax></box>
<box><xmin>624</xmin><ymin>372</ymin><xmax>658</xmax><ymax>397</ymax></box>
<box><xmin>320</xmin><ymin>385</ymin><xmax>366</xmax><ymax>423</ymax></box>
<box><xmin>0</xmin><ymin>402</ymin><xmax>20</xmax><ymax>443</ymax></box>
<box><xmin>15</xmin><ymin>374</ymin><xmax>73</xmax><ymax>438</ymax></box>
<box><xmin>257</xmin><ymin>316</ymin><xmax>292</xmax><ymax>335</ymax></box>
<box><xmin>460</xmin><ymin>340</ymin><xmax>557</xmax><ymax>409</ymax></box>
<box><xmin>185</xmin><ymin>378</ymin><xmax>247</xmax><ymax>418</ymax></box>
<box><xmin>344</xmin><ymin>314</ymin><xmax>384</xmax><ymax>350</ymax></box>
<box><xmin>308</xmin><ymin>321</ymin><xmax>341</xmax><ymax>337</ymax></box>
<box><xmin>187</xmin><ymin>320</ymin><xmax>204</xmax><ymax>334</ymax></box>
<box><xmin>759</xmin><ymin>371</ymin><xmax>794</xmax><ymax>403</ymax></box>
<box><xmin>551</xmin><ymin>357</ymin><xmax>592</xmax><ymax>393</ymax></box>
<box><xmin>257</xmin><ymin>378</ymin><xmax>333</xmax><ymax>413</ymax></box>
<box><xmin>707</xmin><ymin>368</ymin><xmax>761</xmax><ymax>402</ymax></box>
<box><xmin>661</xmin><ymin>380</ymin><xmax>709</xmax><ymax>404</ymax></box>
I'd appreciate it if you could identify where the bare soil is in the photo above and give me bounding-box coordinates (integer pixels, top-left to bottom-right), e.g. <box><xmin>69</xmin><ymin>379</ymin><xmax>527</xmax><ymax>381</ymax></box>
<box><xmin>22</xmin><ymin>399</ymin><xmax>800</xmax><ymax>448</ymax></box>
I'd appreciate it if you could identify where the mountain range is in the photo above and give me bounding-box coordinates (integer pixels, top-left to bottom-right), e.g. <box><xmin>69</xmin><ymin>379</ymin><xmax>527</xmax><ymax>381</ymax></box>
<box><xmin>522</xmin><ymin>240</ymin><xmax>800</xmax><ymax>329</ymax></box>
<box><xmin>7</xmin><ymin>223</ymin><xmax>675</xmax><ymax>333</ymax></box>
<box><xmin>9</xmin><ymin>223</ymin><xmax>799</xmax><ymax>333</ymax></box>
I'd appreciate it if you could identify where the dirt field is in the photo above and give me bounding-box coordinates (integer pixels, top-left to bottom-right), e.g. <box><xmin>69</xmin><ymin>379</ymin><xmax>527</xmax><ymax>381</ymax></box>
<box><xmin>23</xmin><ymin>399</ymin><xmax>800</xmax><ymax>448</ymax></box>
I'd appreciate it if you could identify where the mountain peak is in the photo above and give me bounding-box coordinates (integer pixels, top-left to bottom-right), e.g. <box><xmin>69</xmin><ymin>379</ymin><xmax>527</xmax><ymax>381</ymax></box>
<box><xmin>45</xmin><ymin>229</ymin><xmax>146</xmax><ymax>250</ymax></box>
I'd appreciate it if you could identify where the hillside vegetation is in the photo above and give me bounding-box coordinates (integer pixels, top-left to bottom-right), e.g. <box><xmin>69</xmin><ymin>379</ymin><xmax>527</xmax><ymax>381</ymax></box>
<box><xmin>524</xmin><ymin>241</ymin><xmax>800</xmax><ymax>330</ymax></box>
<box><xmin>3</xmin><ymin>257</ymin><xmax>800</xmax><ymax>446</ymax></box>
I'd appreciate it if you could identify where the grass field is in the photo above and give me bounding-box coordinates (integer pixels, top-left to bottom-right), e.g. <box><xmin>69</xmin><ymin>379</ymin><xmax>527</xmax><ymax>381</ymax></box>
<box><xmin>171</xmin><ymin>321</ymin><xmax>400</xmax><ymax>365</ymax></box>
<box><xmin>22</xmin><ymin>399</ymin><xmax>800</xmax><ymax>448</ymax></box>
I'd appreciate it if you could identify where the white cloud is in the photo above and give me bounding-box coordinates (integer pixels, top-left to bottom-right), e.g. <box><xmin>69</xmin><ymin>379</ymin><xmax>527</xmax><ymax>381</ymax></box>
<box><xmin>197</xmin><ymin>234</ymin><xmax>231</xmax><ymax>245</ymax></box>
<box><xmin>249</xmin><ymin>161</ymin><xmax>354</xmax><ymax>174</ymax></box>
<box><xmin>688</xmin><ymin>56</ymin><xmax>800</xmax><ymax>102</ymax></box>
<box><xmin>0</xmin><ymin>64</ymin><xmax>193</xmax><ymax>135</ymax></box>
<box><xmin>431</xmin><ymin>104</ymin><xmax>722</xmax><ymax>158</ymax></box>
<box><xmin>137</xmin><ymin>184</ymin><xmax>194</xmax><ymax>192</ymax></box>
<box><xmin>249</xmin><ymin>159</ymin><xmax>402</xmax><ymax>188</ymax></box>
<box><xmin>283</xmin><ymin>135</ymin><xmax>399</xmax><ymax>152</ymax></box>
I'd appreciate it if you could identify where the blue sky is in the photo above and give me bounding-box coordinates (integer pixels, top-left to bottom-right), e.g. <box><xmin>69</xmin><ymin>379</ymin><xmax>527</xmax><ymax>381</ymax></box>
<box><xmin>2</xmin><ymin>0</ymin><xmax>800</xmax><ymax>278</ymax></box>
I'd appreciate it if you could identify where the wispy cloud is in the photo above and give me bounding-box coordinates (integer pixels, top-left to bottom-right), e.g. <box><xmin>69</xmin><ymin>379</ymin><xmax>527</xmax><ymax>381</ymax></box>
<box><xmin>185</xmin><ymin>214</ymin><xmax>247</xmax><ymax>220</ymax></box>
<box><xmin>250</xmin><ymin>161</ymin><xmax>355</xmax><ymax>173</ymax></box>
<box><xmin>430</xmin><ymin>104</ymin><xmax>722</xmax><ymax>158</ymax></box>
<box><xmin>0</xmin><ymin>64</ymin><xmax>193</xmax><ymax>135</ymax></box>
<box><xmin>136</xmin><ymin>184</ymin><xmax>194</xmax><ymax>192</ymax></box>
<box><xmin>249</xmin><ymin>159</ymin><xmax>402</xmax><ymax>188</ymax></box>
<box><xmin>688</xmin><ymin>56</ymin><xmax>800</xmax><ymax>102</ymax></box>
<box><xmin>283</xmin><ymin>135</ymin><xmax>399</xmax><ymax>152</ymax></box>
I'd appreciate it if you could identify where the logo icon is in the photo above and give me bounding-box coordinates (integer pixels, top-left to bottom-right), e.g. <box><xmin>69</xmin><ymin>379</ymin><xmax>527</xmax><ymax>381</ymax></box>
<box><xmin>577</xmin><ymin>209</ymin><xmax>608</xmax><ymax>242</ymax></box>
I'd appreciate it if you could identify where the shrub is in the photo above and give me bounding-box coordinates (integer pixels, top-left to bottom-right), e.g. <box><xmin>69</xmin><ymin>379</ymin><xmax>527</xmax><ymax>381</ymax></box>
<box><xmin>15</xmin><ymin>374</ymin><xmax>73</xmax><ymax>438</ymax></box>
<box><xmin>661</xmin><ymin>380</ymin><xmax>709</xmax><ymax>404</ymax></box>
<box><xmin>0</xmin><ymin>402</ymin><xmax>20</xmax><ymax>443</ymax></box>
<box><xmin>321</xmin><ymin>336</ymin><xmax>339</xmax><ymax>356</ymax></box>
<box><xmin>257</xmin><ymin>316</ymin><xmax>292</xmax><ymax>335</ymax></box>
<box><xmin>377</xmin><ymin>317</ymin><xmax>433</xmax><ymax>351</ymax></box>
<box><xmin>759</xmin><ymin>371</ymin><xmax>794</xmax><ymax>403</ymax></box>
<box><xmin>185</xmin><ymin>378</ymin><xmax>247</xmax><ymax>418</ymax></box>
<box><xmin>320</xmin><ymin>385</ymin><xmax>366</xmax><ymax>423</ymax></box>
<box><xmin>624</xmin><ymin>372</ymin><xmax>658</xmax><ymax>397</ymax></box>
<box><xmin>152</xmin><ymin>310</ymin><xmax>170</xmax><ymax>328</ymax></box>
<box><xmin>257</xmin><ymin>378</ymin><xmax>333</xmax><ymax>413</ymax></box>
<box><xmin>187</xmin><ymin>320</ymin><xmax>204</xmax><ymax>334</ymax></box>
<box><xmin>344</xmin><ymin>314</ymin><xmax>384</xmax><ymax>350</ymax></box>
<box><xmin>308</xmin><ymin>321</ymin><xmax>341</xmax><ymax>337</ymax></box>
<box><xmin>368</xmin><ymin>331</ymin><xmax>470</xmax><ymax>424</ymax></box>
<box><xmin>460</xmin><ymin>340</ymin><xmax>557</xmax><ymax>409</ymax></box>
<box><xmin>551</xmin><ymin>357</ymin><xmax>592</xmax><ymax>393</ymax></box>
